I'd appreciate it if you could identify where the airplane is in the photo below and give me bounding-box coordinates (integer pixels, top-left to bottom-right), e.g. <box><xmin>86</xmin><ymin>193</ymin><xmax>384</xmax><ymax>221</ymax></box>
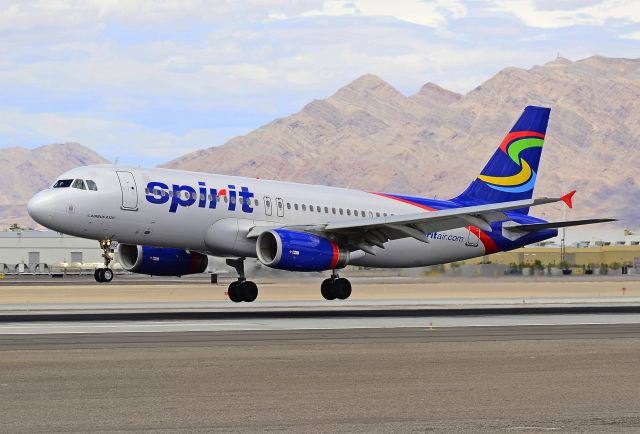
<box><xmin>27</xmin><ymin>106</ymin><xmax>614</xmax><ymax>302</ymax></box>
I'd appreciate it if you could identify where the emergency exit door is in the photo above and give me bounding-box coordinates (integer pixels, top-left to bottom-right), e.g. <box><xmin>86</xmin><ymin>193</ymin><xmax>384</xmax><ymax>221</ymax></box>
<box><xmin>264</xmin><ymin>196</ymin><xmax>272</xmax><ymax>216</ymax></box>
<box><xmin>116</xmin><ymin>171</ymin><xmax>138</xmax><ymax>210</ymax></box>
<box><xmin>276</xmin><ymin>198</ymin><xmax>284</xmax><ymax>217</ymax></box>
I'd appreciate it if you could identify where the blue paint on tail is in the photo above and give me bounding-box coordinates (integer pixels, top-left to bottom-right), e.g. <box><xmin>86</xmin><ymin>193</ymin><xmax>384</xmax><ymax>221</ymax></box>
<box><xmin>453</xmin><ymin>106</ymin><xmax>551</xmax><ymax>214</ymax></box>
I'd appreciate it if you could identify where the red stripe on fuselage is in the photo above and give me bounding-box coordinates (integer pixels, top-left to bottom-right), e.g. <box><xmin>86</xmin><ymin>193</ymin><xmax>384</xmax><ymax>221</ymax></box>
<box><xmin>476</xmin><ymin>228</ymin><xmax>499</xmax><ymax>254</ymax></box>
<box><xmin>369</xmin><ymin>192</ymin><xmax>436</xmax><ymax>211</ymax></box>
<box><xmin>371</xmin><ymin>192</ymin><xmax>500</xmax><ymax>254</ymax></box>
<box><xmin>329</xmin><ymin>240</ymin><xmax>340</xmax><ymax>269</ymax></box>
<box><xmin>499</xmin><ymin>131</ymin><xmax>545</xmax><ymax>153</ymax></box>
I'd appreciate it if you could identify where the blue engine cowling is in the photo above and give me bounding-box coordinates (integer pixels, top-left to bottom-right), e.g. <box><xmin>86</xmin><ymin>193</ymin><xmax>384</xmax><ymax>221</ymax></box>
<box><xmin>117</xmin><ymin>244</ymin><xmax>208</xmax><ymax>276</ymax></box>
<box><xmin>256</xmin><ymin>229</ymin><xmax>349</xmax><ymax>272</ymax></box>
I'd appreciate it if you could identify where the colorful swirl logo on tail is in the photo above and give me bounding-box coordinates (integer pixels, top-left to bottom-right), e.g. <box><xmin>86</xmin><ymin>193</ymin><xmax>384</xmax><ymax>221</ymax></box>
<box><xmin>478</xmin><ymin>131</ymin><xmax>544</xmax><ymax>193</ymax></box>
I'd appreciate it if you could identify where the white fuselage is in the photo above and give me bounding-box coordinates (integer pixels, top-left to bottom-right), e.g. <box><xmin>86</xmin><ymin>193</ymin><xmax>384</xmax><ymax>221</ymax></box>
<box><xmin>28</xmin><ymin>165</ymin><xmax>489</xmax><ymax>268</ymax></box>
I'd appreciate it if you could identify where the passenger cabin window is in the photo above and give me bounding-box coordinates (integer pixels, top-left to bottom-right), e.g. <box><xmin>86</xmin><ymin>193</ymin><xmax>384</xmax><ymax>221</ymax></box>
<box><xmin>86</xmin><ymin>180</ymin><xmax>98</xmax><ymax>191</ymax></box>
<box><xmin>53</xmin><ymin>179</ymin><xmax>73</xmax><ymax>188</ymax></box>
<box><xmin>287</xmin><ymin>203</ymin><xmax>291</xmax><ymax>209</ymax></box>
<box><xmin>324</xmin><ymin>206</ymin><xmax>328</xmax><ymax>213</ymax></box>
<box><xmin>294</xmin><ymin>204</ymin><xmax>299</xmax><ymax>210</ymax></box>
<box><xmin>72</xmin><ymin>179</ymin><xmax>86</xmax><ymax>190</ymax></box>
<box><xmin>302</xmin><ymin>204</ymin><xmax>306</xmax><ymax>211</ymax></box>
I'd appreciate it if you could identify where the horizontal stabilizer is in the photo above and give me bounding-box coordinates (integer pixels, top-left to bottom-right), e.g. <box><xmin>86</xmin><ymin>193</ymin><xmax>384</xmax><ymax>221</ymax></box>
<box><xmin>506</xmin><ymin>218</ymin><xmax>617</xmax><ymax>233</ymax></box>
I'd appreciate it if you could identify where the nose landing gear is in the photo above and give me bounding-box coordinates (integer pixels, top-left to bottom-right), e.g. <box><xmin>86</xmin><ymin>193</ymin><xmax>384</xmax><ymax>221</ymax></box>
<box><xmin>321</xmin><ymin>270</ymin><xmax>352</xmax><ymax>300</ymax></box>
<box><xmin>226</xmin><ymin>258</ymin><xmax>259</xmax><ymax>302</ymax></box>
<box><xmin>95</xmin><ymin>239</ymin><xmax>115</xmax><ymax>283</ymax></box>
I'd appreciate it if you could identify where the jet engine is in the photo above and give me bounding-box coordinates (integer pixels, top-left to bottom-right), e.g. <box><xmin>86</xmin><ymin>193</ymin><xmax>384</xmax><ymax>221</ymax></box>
<box><xmin>256</xmin><ymin>229</ymin><xmax>349</xmax><ymax>272</ymax></box>
<box><xmin>117</xmin><ymin>244</ymin><xmax>208</xmax><ymax>277</ymax></box>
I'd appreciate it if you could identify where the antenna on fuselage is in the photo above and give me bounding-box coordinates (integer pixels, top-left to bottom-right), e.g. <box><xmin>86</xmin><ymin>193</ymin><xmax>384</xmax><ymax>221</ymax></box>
<box><xmin>113</xmin><ymin>156</ymin><xmax>119</xmax><ymax>166</ymax></box>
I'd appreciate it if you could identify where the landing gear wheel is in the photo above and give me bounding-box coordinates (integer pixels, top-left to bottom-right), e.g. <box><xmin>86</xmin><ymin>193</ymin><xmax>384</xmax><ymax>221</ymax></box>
<box><xmin>321</xmin><ymin>278</ymin><xmax>336</xmax><ymax>300</ymax></box>
<box><xmin>94</xmin><ymin>268</ymin><xmax>104</xmax><ymax>283</ymax></box>
<box><xmin>102</xmin><ymin>268</ymin><xmax>114</xmax><ymax>283</ymax></box>
<box><xmin>334</xmin><ymin>278</ymin><xmax>352</xmax><ymax>300</ymax></box>
<box><xmin>240</xmin><ymin>281</ymin><xmax>258</xmax><ymax>302</ymax></box>
<box><xmin>228</xmin><ymin>281</ymin><xmax>243</xmax><ymax>303</ymax></box>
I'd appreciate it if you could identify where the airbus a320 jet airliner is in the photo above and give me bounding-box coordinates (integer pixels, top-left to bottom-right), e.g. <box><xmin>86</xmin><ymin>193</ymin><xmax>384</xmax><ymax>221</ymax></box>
<box><xmin>28</xmin><ymin>106</ymin><xmax>614</xmax><ymax>302</ymax></box>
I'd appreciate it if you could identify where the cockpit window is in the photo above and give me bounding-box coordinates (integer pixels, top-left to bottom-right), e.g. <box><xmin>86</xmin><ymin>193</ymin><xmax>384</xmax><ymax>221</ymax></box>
<box><xmin>72</xmin><ymin>179</ymin><xmax>86</xmax><ymax>190</ymax></box>
<box><xmin>86</xmin><ymin>180</ymin><xmax>98</xmax><ymax>191</ymax></box>
<box><xmin>53</xmin><ymin>179</ymin><xmax>73</xmax><ymax>188</ymax></box>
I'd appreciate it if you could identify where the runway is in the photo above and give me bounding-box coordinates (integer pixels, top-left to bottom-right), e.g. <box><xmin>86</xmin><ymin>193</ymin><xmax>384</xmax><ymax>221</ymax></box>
<box><xmin>1</xmin><ymin>324</ymin><xmax>639</xmax><ymax>432</ymax></box>
<box><xmin>1</xmin><ymin>280</ymin><xmax>639</xmax><ymax>432</ymax></box>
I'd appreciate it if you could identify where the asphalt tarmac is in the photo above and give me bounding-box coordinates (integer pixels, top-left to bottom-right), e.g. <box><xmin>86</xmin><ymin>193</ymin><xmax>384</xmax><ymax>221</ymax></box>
<box><xmin>2</xmin><ymin>324</ymin><xmax>640</xmax><ymax>433</ymax></box>
<box><xmin>2</xmin><ymin>279</ymin><xmax>639</xmax><ymax>432</ymax></box>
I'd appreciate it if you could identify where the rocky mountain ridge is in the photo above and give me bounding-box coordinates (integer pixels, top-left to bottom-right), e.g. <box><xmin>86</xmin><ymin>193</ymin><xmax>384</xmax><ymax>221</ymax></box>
<box><xmin>164</xmin><ymin>55</ymin><xmax>640</xmax><ymax>227</ymax></box>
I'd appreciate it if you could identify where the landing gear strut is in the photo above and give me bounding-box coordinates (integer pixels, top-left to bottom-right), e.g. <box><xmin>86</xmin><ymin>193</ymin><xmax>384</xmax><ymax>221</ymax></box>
<box><xmin>321</xmin><ymin>270</ymin><xmax>351</xmax><ymax>300</ymax></box>
<box><xmin>226</xmin><ymin>258</ymin><xmax>259</xmax><ymax>303</ymax></box>
<box><xmin>95</xmin><ymin>239</ymin><xmax>114</xmax><ymax>283</ymax></box>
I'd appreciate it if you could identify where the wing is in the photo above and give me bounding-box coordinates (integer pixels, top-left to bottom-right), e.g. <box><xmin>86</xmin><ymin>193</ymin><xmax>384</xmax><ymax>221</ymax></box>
<box><xmin>247</xmin><ymin>196</ymin><xmax>569</xmax><ymax>255</ymax></box>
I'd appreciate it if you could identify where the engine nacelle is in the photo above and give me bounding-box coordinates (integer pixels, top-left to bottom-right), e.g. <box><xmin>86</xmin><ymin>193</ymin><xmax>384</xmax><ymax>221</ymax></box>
<box><xmin>117</xmin><ymin>244</ymin><xmax>208</xmax><ymax>277</ymax></box>
<box><xmin>256</xmin><ymin>229</ymin><xmax>349</xmax><ymax>272</ymax></box>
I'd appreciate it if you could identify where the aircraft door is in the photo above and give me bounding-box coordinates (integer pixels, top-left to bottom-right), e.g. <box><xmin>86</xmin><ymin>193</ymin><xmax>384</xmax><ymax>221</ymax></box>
<box><xmin>264</xmin><ymin>196</ymin><xmax>272</xmax><ymax>216</ymax></box>
<box><xmin>466</xmin><ymin>226</ymin><xmax>480</xmax><ymax>247</ymax></box>
<box><xmin>275</xmin><ymin>197</ymin><xmax>284</xmax><ymax>217</ymax></box>
<box><xmin>116</xmin><ymin>171</ymin><xmax>139</xmax><ymax>210</ymax></box>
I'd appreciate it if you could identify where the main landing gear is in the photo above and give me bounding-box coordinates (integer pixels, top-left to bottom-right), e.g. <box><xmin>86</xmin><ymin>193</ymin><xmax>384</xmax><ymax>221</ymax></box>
<box><xmin>321</xmin><ymin>270</ymin><xmax>352</xmax><ymax>300</ymax></box>
<box><xmin>226</xmin><ymin>258</ymin><xmax>259</xmax><ymax>303</ymax></box>
<box><xmin>95</xmin><ymin>239</ymin><xmax>114</xmax><ymax>283</ymax></box>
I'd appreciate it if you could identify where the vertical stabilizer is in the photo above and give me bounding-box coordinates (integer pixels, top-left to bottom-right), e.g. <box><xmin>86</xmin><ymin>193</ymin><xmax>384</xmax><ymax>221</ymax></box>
<box><xmin>454</xmin><ymin>106</ymin><xmax>550</xmax><ymax>214</ymax></box>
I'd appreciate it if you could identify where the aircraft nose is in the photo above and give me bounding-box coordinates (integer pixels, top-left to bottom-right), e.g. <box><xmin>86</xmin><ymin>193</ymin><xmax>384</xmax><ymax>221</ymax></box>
<box><xmin>27</xmin><ymin>190</ymin><xmax>56</xmax><ymax>226</ymax></box>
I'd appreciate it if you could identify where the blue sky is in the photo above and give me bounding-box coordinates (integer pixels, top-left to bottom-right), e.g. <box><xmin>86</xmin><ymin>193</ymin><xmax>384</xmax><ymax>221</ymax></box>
<box><xmin>1</xmin><ymin>0</ymin><xmax>639</xmax><ymax>166</ymax></box>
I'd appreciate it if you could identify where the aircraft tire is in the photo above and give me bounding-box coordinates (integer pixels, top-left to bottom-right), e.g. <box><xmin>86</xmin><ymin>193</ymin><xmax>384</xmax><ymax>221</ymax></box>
<box><xmin>102</xmin><ymin>268</ymin><xmax>114</xmax><ymax>283</ymax></box>
<box><xmin>94</xmin><ymin>268</ymin><xmax>103</xmax><ymax>283</ymax></box>
<box><xmin>321</xmin><ymin>278</ymin><xmax>336</xmax><ymax>300</ymax></box>
<box><xmin>228</xmin><ymin>281</ymin><xmax>243</xmax><ymax>303</ymax></box>
<box><xmin>241</xmin><ymin>281</ymin><xmax>258</xmax><ymax>302</ymax></box>
<box><xmin>334</xmin><ymin>278</ymin><xmax>352</xmax><ymax>300</ymax></box>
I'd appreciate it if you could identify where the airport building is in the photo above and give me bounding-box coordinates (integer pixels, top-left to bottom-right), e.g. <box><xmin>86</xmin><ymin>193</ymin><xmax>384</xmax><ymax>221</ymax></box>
<box><xmin>0</xmin><ymin>230</ymin><xmax>105</xmax><ymax>274</ymax></box>
<box><xmin>466</xmin><ymin>229</ymin><xmax>640</xmax><ymax>271</ymax></box>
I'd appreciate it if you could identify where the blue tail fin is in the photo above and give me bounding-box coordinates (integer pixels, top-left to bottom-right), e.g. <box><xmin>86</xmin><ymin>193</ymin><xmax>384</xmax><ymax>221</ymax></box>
<box><xmin>453</xmin><ymin>106</ymin><xmax>550</xmax><ymax>214</ymax></box>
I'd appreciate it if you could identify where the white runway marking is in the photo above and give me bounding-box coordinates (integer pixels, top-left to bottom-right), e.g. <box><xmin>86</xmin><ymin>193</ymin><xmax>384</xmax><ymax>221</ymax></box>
<box><xmin>1</xmin><ymin>314</ymin><xmax>639</xmax><ymax>334</ymax></box>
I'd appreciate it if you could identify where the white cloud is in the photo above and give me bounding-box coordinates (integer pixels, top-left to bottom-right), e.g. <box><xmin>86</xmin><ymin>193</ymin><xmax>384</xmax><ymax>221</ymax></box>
<box><xmin>1</xmin><ymin>0</ymin><xmax>639</xmax><ymax>167</ymax></box>
<box><xmin>621</xmin><ymin>30</ymin><xmax>640</xmax><ymax>39</ymax></box>
<box><xmin>279</xmin><ymin>0</ymin><xmax>467</xmax><ymax>27</ymax></box>
<box><xmin>492</xmin><ymin>0</ymin><xmax>640</xmax><ymax>29</ymax></box>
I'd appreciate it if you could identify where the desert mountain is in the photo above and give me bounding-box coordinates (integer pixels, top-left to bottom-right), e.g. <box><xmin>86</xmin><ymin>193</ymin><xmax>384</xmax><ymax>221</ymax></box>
<box><xmin>0</xmin><ymin>143</ymin><xmax>108</xmax><ymax>228</ymax></box>
<box><xmin>164</xmin><ymin>56</ymin><xmax>640</xmax><ymax>227</ymax></box>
